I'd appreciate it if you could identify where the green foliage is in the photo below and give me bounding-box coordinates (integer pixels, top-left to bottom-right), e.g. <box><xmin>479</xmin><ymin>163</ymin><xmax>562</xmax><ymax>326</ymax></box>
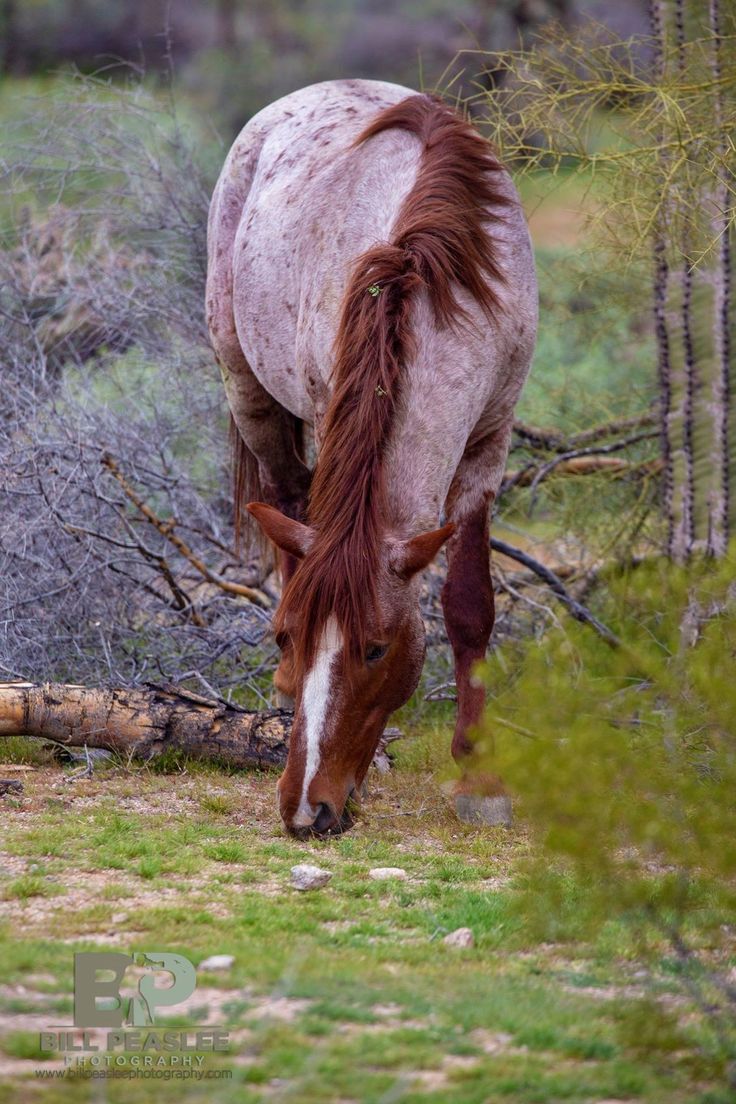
<box><xmin>614</xmin><ymin>998</ymin><xmax>692</xmax><ymax>1060</ymax></box>
<box><xmin>0</xmin><ymin>736</ymin><xmax>53</xmax><ymax>765</ymax></box>
<box><xmin>502</xmin><ymin>239</ymin><xmax>660</xmax><ymax>557</ymax></box>
<box><xmin>518</xmin><ymin>244</ymin><xmax>655</xmax><ymax>433</ymax></box>
<box><xmin>474</xmin><ymin>12</ymin><xmax>736</xmax><ymax>263</ymax></box>
<box><xmin>481</xmin><ymin>551</ymin><xmax>736</xmax><ymax>906</ymax></box>
<box><xmin>0</xmin><ymin>755</ymin><xmax>731</xmax><ymax>1100</ymax></box>
<box><xmin>478</xmin><ymin>550</ymin><xmax>736</xmax><ymax>1073</ymax></box>
<box><xmin>199</xmin><ymin>792</ymin><xmax>237</xmax><ymax>816</ymax></box>
<box><xmin>1</xmin><ymin>1031</ymin><xmax>48</xmax><ymax>1060</ymax></box>
<box><xmin>2</xmin><ymin>874</ymin><xmax>61</xmax><ymax>901</ymax></box>
<box><xmin>203</xmin><ymin>840</ymin><xmax>249</xmax><ymax>864</ymax></box>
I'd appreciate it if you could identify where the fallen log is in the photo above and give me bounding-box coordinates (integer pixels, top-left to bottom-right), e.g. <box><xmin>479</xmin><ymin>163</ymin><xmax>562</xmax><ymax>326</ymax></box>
<box><xmin>0</xmin><ymin>683</ymin><xmax>400</xmax><ymax>774</ymax></box>
<box><xmin>0</xmin><ymin>682</ymin><xmax>292</xmax><ymax>770</ymax></box>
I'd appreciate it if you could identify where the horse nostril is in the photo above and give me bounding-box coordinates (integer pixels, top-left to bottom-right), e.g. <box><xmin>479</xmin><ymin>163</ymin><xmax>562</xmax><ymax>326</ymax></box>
<box><xmin>312</xmin><ymin>803</ymin><xmax>338</xmax><ymax>834</ymax></box>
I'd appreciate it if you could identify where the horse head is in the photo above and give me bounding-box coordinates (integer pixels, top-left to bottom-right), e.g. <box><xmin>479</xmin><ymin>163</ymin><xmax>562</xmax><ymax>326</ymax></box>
<box><xmin>248</xmin><ymin>502</ymin><xmax>452</xmax><ymax>835</ymax></box>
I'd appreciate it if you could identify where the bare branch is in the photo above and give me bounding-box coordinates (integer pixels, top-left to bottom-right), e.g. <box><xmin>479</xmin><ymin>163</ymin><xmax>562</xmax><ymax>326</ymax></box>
<box><xmin>490</xmin><ymin>537</ymin><xmax>621</xmax><ymax>647</ymax></box>
<box><xmin>101</xmin><ymin>453</ymin><xmax>271</xmax><ymax>609</ymax></box>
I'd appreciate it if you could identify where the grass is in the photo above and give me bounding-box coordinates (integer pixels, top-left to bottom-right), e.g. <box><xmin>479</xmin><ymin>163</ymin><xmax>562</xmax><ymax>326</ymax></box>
<box><xmin>1</xmin><ymin>874</ymin><xmax>62</xmax><ymax>902</ymax></box>
<box><xmin>0</xmin><ymin>728</ymin><xmax>731</xmax><ymax>1103</ymax></box>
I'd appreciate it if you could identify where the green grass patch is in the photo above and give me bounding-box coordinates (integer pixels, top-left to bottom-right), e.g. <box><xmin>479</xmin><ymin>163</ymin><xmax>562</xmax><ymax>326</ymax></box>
<box><xmin>2</xmin><ymin>875</ymin><xmax>62</xmax><ymax>901</ymax></box>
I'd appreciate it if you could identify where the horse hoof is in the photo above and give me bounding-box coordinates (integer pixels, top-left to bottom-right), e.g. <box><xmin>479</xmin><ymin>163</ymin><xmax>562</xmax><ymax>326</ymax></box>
<box><xmin>454</xmin><ymin>793</ymin><xmax>513</xmax><ymax>826</ymax></box>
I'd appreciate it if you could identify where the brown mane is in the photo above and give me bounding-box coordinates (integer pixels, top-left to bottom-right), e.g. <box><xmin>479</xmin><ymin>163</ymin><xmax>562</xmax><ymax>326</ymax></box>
<box><xmin>275</xmin><ymin>93</ymin><xmax>510</xmax><ymax>674</ymax></box>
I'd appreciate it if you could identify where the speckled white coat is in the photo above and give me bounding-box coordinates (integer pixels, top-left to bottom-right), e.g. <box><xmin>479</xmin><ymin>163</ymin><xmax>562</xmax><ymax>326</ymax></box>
<box><xmin>206</xmin><ymin>78</ymin><xmax>537</xmax><ymax>537</ymax></box>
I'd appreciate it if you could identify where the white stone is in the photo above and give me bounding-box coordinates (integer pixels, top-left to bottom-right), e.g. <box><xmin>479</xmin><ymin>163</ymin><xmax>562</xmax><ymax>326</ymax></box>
<box><xmin>454</xmin><ymin>794</ymin><xmax>513</xmax><ymax>826</ymax></box>
<box><xmin>199</xmin><ymin>954</ymin><xmax>235</xmax><ymax>971</ymax></box>
<box><xmin>290</xmin><ymin>864</ymin><xmax>332</xmax><ymax>891</ymax></box>
<box><xmin>368</xmin><ymin>867</ymin><xmax>407</xmax><ymax>881</ymax></box>
<box><xmin>443</xmin><ymin>927</ymin><xmax>475</xmax><ymax>949</ymax></box>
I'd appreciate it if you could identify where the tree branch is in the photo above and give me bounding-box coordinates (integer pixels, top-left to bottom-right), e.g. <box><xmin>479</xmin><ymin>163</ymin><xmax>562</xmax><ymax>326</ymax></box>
<box><xmin>490</xmin><ymin>538</ymin><xmax>621</xmax><ymax>647</ymax></box>
<box><xmin>512</xmin><ymin>411</ymin><xmax>657</xmax><ymax>453</ymax></box>
<box><xmin>101</xmin><ymin>453</ymin><xmax>271</xmax><ymax>609</ymax></box>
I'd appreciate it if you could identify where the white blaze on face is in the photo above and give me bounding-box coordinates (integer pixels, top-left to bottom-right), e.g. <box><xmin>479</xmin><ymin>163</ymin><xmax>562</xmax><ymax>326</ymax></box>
<box><xmin>291</xmin><ymin>615</ymin><xmax>342</xmax><ymax>828</ymax></box>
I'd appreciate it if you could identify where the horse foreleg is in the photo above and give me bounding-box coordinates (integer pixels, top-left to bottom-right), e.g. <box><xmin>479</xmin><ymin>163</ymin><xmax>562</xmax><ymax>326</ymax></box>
<box><xmin>441</xmin><ymin>429</ymin><xmax>513</xmax><ymax>825</ymax></box>
<box><xmin>442</xmin><ymin>500</ymin><xmax>495</xmax><ymax>760</ymax></box>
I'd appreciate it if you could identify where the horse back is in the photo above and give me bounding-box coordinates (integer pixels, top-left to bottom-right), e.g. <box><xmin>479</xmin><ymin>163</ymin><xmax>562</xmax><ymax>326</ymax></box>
<box><xmin>208</xmin><ymin>78</ymin><xmax>536</xmax><ymax>448</ymax></box>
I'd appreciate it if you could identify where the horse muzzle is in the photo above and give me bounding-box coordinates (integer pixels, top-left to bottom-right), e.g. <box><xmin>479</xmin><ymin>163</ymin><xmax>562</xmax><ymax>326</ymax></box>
<box><xmin>280</xmin><ymin>786</ymin><xmax>357</xmax><ymax>838</ymax></box>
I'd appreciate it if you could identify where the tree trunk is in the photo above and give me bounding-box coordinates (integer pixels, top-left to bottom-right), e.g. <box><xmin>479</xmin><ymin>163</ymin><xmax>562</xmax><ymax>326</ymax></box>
<box><xmin>708</xmin><ymin>0</ymin><xmax>733</xmax><ymax>555</ymax></box>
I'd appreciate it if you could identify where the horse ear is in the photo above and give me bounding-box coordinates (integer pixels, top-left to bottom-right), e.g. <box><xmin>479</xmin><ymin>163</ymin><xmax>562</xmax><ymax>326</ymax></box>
<box><xmin>246</xmin><ymin>503</ymin><xmax>314</xmax><ymax>559</ymax></box>
<box><xmin>390</xmin><ymin>523</ymin><xmax>454</xmax><ymax>580</ymax></box>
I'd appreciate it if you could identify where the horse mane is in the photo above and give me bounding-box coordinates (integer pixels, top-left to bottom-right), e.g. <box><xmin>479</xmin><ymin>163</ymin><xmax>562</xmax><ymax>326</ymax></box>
<box><xmin>276</xmin><ymin>93</ymin><xmax>510</xmax><ymax>675</ymax></box>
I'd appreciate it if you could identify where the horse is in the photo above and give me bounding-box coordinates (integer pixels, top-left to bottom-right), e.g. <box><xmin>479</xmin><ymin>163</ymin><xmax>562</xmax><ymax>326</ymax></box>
<box><xmin>206</xmin><ymin>79</ymin><xmax>537</xmax><ymax>836</ymax></box>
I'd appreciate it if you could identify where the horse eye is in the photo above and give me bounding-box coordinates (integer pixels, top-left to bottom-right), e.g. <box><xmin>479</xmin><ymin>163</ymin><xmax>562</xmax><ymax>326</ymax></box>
<box><xmin>365</xmin><ymin>643</ymin><xmax>388</xmax><ymax>664</ymax></box>
<box><xmin>275</xmin><ymin>631</ymin><xmax>290</xmax><ymax>651</ymax></box>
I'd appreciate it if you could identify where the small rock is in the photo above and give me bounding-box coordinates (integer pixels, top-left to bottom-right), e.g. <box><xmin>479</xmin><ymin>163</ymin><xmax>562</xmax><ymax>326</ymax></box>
<box><xmin>454</xmin><ymin>794</ymin><xmax>512</xmax><ymax>826</ymax></box>
<box><xmin>111</xmin><ymin>912</ymin><xmax>128</xmax><ymax>925</ymax></box>
<box><xmin>471</xmin><ymin>1028</ymin><xmax>514</xmax><ymax>1054</ymax></box>
<box><xmin>290</xmin><ymin>864</ymin><xmax>332</xmax><ymax>891</ymax></box>
<box><xmin>443</xmin><ymin>927</ymin><xmax>475</xmax><ymax>949</ymax></box>
<box><xmin>199</xmin><ymin>954</ymin><xmax>235</xmax><ymax>971</ymax></box>
<box><xmin>369</xmin><ymin>867</ymin><xmax>407</xmax><ymax>881</ymax></box>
